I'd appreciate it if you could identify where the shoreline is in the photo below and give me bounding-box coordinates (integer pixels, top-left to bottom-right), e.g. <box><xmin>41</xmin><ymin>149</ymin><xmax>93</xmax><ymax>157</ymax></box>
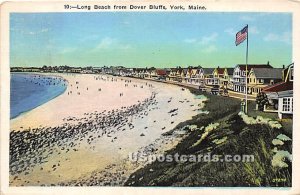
<box><xmin>9</xmin><ymin>72</ymin><xmax>207</xmax><ymax>186</ymax></box>
<box><xmin>10</xmin><ymin>73</ymin><xmax>68</xmax><ymax>120</ymax></box>
<box><xmin>10</xmin><ymin>73</ymin><xmax>153</xmax><ymax>130</ymax></box>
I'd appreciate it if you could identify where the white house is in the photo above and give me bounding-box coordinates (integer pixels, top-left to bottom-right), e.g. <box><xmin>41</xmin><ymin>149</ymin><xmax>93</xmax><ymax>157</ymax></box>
<box><xmin>262</xmin><ymin>63</ymin><xmax>293</xmax><ymax>119</ymax></box>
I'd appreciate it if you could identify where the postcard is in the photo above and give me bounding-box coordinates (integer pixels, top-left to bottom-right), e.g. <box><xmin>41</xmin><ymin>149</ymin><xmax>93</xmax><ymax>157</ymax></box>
<box><xmin>0</xmin><ymin>0</ymin><xmax>300</xmax><ymax>194</ymax></box>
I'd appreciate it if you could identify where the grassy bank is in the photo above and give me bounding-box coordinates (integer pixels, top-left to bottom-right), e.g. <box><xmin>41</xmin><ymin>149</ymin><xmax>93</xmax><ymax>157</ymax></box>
<box><xmin>124</xmin><ymin>88</ymin><xmax>292</xmax><ymax>187</ymax></box>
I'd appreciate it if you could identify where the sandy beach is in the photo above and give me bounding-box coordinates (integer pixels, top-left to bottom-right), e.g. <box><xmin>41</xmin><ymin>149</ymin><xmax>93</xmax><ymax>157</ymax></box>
<box><xmin>9</xmin><ymin>73</ymin><xmax>206</xmax><ymax>186</ymax></box>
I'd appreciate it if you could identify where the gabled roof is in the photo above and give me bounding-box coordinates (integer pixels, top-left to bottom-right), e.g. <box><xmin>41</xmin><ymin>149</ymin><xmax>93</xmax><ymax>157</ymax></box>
<box><xmin>216</xmin><ymin>68</ymin><xmax>225</xmax><ymax>75</ymax></box>
<box><xmin>156</xmin><ymin>69</ymin><xmax>167</xmax><ymax>75</ymax></box>
<box><xmin>182</xmin><ymin>68</ymin><xmax>188</xmax><ymax>74</ymax></box>
<box><xmin>251</xmin><ymin>68</ymin><xmax>282</xmax><ymax>79</ymax></box>
<box><xmin>263</xmin><ymin>81</ymin><xmax>293</xmax><ymax>93</ymax></box>
<box><xmin>226</xmin><ymin>68</ymin><xmax>234</xmax><ymax>75</ymax></box>
<box><xmin>194</xmin><ymin>69</ymin><xmax>201</xmax><ymax>74</ymax></box>
<box><xmin>202</xmin><ymin>68</ymin><xmax>215</xmax><ymax>74</ymax></box>
<box><xmin>176</xmin><ymin>69</ymin><xmax>182</xmax><ymax>74</ymax></box>
<box><xmin>236</xmin><ymin>64</ymin><xmax>273</xmax><ymax>70</ymax></box>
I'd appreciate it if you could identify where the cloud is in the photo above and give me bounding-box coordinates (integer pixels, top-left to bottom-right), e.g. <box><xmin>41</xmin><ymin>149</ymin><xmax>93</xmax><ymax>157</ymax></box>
<box><xmin>199</xmin><ymin>33</ymin><xmax>218</xmax><ymax>45</ymax></box>
<box><xmin>61</xmin><ymin>47</ymin><xmax>77</xmax><ymax>54</ymax></box>
<box><xmin>80</xmin><ymin>34</ymin><xmax>100</xmax><ymax>42</ymax></box>
<box><xmin>224</xmin><ymin>28</ymin><xmax>235</xmax><ymax>36</ymax></box>
<box><xmin>41</xmin><ymin>28</ymin><xmax>49</xmax><ymax>33</ymax></box>
<box><xmin>96</xmin><ymin>37</ymin><xmax>116</xmax><ymax>49</ymax></box>
<box><xmin>258</xmin><ymin>13</ymin><xmax>273</xmax><ymax>17</ymax></box>
<box><xmin>225</xmin><ymin>26</ymin><xmax>259</xmax><ymax>37</ymax></box>
<box><xmin>183</xmin><ymin>33</ymin><xmax>218</xmax><ymax>45</ymax></box>
<box><xmin>93</xmin><ymin>37</ymin><xmax>133</xmax><ymax>51</ymax></box>
<box><xmin>263</xmin><ymin>31</ymin><xmax>291</xmax><ymax>44</ymax></box>
<box><xmin>201</xmin><ymin>45</ymin><xmax>217</xmax><ymax>53</ymax></box>
<box><xmin>26</xmin><ymin>28</ymin><xmax>49</xmax><ymax>35</ymax></box>
<box><xmin>240</xmin><ymin>15</ymin><xmax>255</xmax><ymax>21</ymax></box>
<box><xmin>184</xmin><ymin>38</ymin><xmax>197</xmax><ymax>43</ymax></box>
<box><xmin>119</xmin><ymin>44</ymin><xmax>132</xmax><ymax>50</ymax></box>
<box><xmin>122</xmin><ymin>21</ymin><xmax>130</xmax><ymax>25</ymax></box>
<box><xmin>249</xmin><ymin>26</ymin><xmax>259</xmax><ymax>34</ymax></box>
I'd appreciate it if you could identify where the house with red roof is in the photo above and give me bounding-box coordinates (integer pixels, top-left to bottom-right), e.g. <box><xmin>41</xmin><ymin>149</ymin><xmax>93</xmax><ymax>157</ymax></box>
<box><xmin>262</xmin><ymin>63</ymin><xmax>293</xmax><ymax>119</ymax></box>
<box><xmin>156</xmin><ymin>69</ymin><xmax>167</xmax><ymax>80</ymax></box>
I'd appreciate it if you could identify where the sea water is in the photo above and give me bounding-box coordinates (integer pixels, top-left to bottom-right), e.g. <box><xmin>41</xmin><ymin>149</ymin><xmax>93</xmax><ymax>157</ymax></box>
<box><xmin>10</xmin><ymin>73</ymin><xmax>67</xmax><ymax>119</ymax></box>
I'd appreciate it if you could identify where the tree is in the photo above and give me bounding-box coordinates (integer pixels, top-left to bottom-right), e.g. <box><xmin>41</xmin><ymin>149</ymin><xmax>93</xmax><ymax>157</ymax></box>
<box><xmin>256</xmin><ymin>92</ymin><xmax>269</xmax><ymax>111</ymax></box>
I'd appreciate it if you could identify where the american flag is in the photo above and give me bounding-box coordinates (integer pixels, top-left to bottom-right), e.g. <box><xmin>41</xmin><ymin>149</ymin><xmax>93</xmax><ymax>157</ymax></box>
<box><xmin>235</xmin><ymin>25</ymin><xmax>248</xmax><ymax>46</ymax></box>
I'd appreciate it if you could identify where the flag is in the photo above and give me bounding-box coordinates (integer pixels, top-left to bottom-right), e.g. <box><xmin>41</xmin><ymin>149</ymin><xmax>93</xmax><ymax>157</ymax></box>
<box><xmin>235</xmin><ymin>25</ymin><xmax>248</xmax><ymax>46</ymax></box>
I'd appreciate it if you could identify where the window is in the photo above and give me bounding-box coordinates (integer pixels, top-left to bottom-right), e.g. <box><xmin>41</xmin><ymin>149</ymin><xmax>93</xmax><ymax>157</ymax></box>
<box><xmin>282</xmin><ymin>97</ymin><xmax>293</xmax><ymax>112</ymax></box>
<box><xmin>290</xmin><ymin>68</ymin><xmax>294</xmax><ymax>81</ymax></box>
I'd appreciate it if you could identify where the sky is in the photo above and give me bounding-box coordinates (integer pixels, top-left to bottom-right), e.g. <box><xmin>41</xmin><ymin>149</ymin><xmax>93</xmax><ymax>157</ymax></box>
<box><xmin>10</xmin><ymin>12</ymin><xmax>292</xmax><ymax>68</ymax></box>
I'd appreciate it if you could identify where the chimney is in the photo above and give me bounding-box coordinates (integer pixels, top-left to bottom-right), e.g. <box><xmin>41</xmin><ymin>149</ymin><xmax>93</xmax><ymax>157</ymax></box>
<box><xmin>217</xmin><ymin>66</ymin><xmax>220</xmax><ymax>69</ymax></box>
<box><xmin>267</xmin><ymin>61</ymin><xmax>270</xmax><ymax>65</ymax></box>
<box><xmin>282</xmin><ymin>65</ymin><xmax>285</xmax><ymax>69</ymax></box>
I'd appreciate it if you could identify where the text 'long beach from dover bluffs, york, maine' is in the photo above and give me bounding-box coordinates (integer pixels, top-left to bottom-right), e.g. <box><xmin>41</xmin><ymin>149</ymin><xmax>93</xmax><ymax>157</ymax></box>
<box><xmin>9</xmin><ymin>12</ymin><xmax>293</xmax><ymax>187</ymax></box>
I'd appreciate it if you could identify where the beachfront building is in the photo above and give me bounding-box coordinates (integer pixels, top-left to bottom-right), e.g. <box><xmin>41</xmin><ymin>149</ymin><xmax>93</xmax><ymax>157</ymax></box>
<box><xmin>175</xmin><ymin>68</ymin><xmax>183</xmax><ymax>82</ymax></box>
<box><xmin>226</xmin><ymin>68</ymin><xmax>234</xmax><ymax>90</ymax></box>
<box><xmin>69</xmin><ymin>67</ymin><xmax>82</xmax><ymax>73</ymax></box>
<box><xmin>149</xmin><ymin>68</ymin><xmax>157</xmax><ymax>78</ymax></box>
<box><xmin>155</xmin><ymin>69</ymin><xmax>168</xmax><ymax>80</ymax></box>
<box><xmin>132</xmin><ymin>68</ymin><xmax>144</xmax><ymax>78</ymax></box>
<box><xmin>262</xmin><ymin>63</ymin><xmax>294</xmax><ymax>119</ymax></box>
<box><xmin>80</xmin><ymin>66</ymin><xmax>94</xmax><ymax>74</ymax></box>
<box><xmin>167</xmin><ymin>68</ymin><xmax>178</xmax><ymax>81</ymax></box>
<box><xmin>187</xmin><ymin>66</ymin><xmax>202</xmax><ymax>85</ymax></box>
<box><xmin>247</xmin><ymin>68</ymin><xmax>282</xmax><ymax>95</ymax></box>
<box><xmin>232</xmin><ymin>62</ymin><xmax>273</xmax><ymax>93</ymax></box>
<box><xmin>102</xmin><ymin>66</ymin><xmax>113</xmax><ymax>75</ymax></box>
<box><xmin>114</xmin><ymin>66</ymin><xmax>130</xmax><ymax>76</ymax></box>
<box><xmin>211</xmin><ymin>67</ymin><xmax>233</xmax><ymax>88</ymax></box>
<box><xmin>139</xmin><ymin>69</ymin><xmax>147</xmax><ymax>78</ymax></box>
<box><xmin>91</xmin><ymin>67</ymin><xmax>103</xmax><ymax>74</ymax></box>
<box><xmin>117</xmin><ymin>67</ymin><xmax>132</xmax><ymax>77</ymax></box>
<box><xmin>180</xmin><ymin>68</ymin><xmax>189</xmax><ymax>83</ymax></box>
<box><xmin>41</xmin><ymin>65</ymin><xmax>56</xmax><ymax>73</ymax></box>
<box><xmin>201</xmin><ymin>68</ymin><xmax>216</xmax><ymax>86</ymax></box>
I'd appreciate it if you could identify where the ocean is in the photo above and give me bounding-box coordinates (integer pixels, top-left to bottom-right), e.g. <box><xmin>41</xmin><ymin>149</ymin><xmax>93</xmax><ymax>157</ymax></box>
<box><xmin>10</xmin><ymin>73</ymin><xmax>67</xmax><ymax>119</ymax></box>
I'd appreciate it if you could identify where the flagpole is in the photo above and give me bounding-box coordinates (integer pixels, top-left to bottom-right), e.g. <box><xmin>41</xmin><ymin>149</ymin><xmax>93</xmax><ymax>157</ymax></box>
<box><xmin>245</xmin><ymin>24</ymin><xmax>249</xmax><ymax>114</ymax></box>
